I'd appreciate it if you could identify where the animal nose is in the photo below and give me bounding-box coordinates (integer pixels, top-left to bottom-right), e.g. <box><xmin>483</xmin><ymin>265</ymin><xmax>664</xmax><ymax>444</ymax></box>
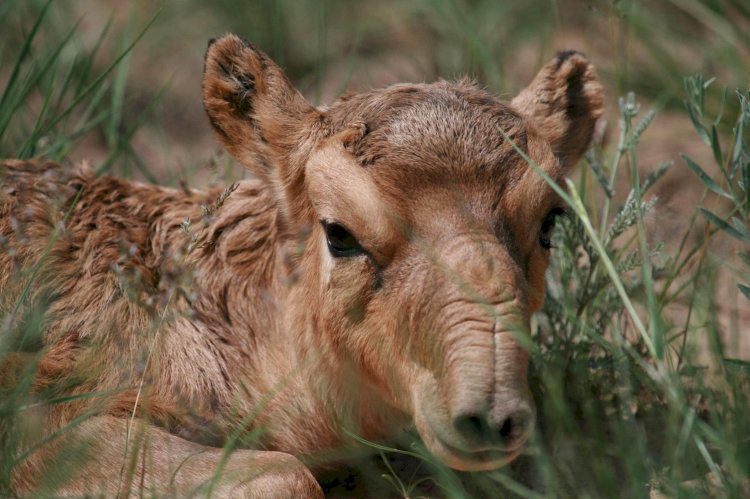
<box><xmin>452</xmin><ymin>404</ymin><xmax>533</xmax><ymax>450</ymax></box>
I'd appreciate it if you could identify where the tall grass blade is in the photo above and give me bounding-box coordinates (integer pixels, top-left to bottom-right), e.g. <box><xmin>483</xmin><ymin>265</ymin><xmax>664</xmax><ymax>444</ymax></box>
<box><xmin>32</xmin><ymin>9</ymin><xmax>161</xmax><ymax>139</ymax></box>
<box><xmin>0</xmin><ymin>0</ymin><xmax>53</xmax><ymax>112</ymax></box>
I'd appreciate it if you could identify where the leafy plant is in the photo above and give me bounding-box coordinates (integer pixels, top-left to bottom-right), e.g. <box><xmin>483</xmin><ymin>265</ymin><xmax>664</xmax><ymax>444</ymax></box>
<box><xmin>683</xmin><ymin>75</ymin><xmax>750</xmax><ymax>302</ymax></box>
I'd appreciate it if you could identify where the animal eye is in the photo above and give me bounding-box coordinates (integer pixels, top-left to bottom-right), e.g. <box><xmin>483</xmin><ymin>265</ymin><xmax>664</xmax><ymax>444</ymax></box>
<box><xmin>322</xmin><ymin>221</ymin><xmax>364</xmax><ymax>258</ymax></box>
<box><xmin>539</xmin><ymin>208</ymin><xmax>566</xmax><ymax>249</ymax></box>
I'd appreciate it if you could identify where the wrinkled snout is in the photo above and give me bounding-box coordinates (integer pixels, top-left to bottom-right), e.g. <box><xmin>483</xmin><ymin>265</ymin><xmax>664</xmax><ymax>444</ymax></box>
<box><xmin>447</xmin><ymin>328</ymin><xmax>534</xmax><ymax>453</ymax></box>
<box><xmin>411</xmin><ymin>236</ymin><xmax>536</xmax><ymax>470</ymax></box>
<box><xmin>413</xmin><ymin>310</ymin><xmax>536</xmax><ymax>471</ymax></box>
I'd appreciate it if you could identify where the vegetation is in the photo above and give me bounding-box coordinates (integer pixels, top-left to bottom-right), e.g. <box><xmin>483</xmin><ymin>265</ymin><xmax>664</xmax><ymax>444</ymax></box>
<box><xmin>1</xmin><ymin>0</ymin><xmax>748</xmax><ymax>497</ymax></box>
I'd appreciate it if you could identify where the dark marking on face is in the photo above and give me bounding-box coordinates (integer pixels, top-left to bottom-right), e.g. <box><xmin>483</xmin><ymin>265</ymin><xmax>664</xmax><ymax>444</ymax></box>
<box><xmin>564</xmin><ymin>65</ymin><xmax>586</xmax><ymax>120</ymax></box>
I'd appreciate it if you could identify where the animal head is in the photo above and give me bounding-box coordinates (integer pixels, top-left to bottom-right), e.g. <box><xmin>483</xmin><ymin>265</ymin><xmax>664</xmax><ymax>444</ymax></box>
<box><xmin>202</xmin><ymin>35</ymin><xmax>603</xmax><ymax>470</ymax></box>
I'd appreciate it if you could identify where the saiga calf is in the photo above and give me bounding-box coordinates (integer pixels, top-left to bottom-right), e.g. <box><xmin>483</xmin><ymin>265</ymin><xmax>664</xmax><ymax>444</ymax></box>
<box><xmin>0</xmin><ymin>35</ymin><xmax>602</xmax><ymax>496</ymax></box>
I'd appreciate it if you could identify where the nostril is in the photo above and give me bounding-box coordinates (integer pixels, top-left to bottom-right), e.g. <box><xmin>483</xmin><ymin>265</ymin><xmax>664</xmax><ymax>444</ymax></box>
<box><xmin>453</xmin><ymin>408</ymin><xmax>534</xmax><ymax>448</ymax></box>
<box><xmin>453</xmin><ymin>414</ymin><xmax>488</xmax><ymax>443</ymax></box>
<box><xmin>497</xmin><ymin>410</ymin><xmax>532</xmax><ymax>448</ymax></box>
<box><xmin>499</xmin><ymin>416</ymin><xmax>514</xmax><ymax>440</ymax></box>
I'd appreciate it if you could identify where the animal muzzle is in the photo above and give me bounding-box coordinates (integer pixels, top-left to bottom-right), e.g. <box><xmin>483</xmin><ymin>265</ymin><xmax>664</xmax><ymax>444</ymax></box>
<box><xmin>410</xmin><ymin>301</ymin><xmax>536</xmax><ymax>471</ymax></box>
<box><xmin>447</xmin><ymin>327</ymin><xmax>534</xmax><ymax>453</ymax></box>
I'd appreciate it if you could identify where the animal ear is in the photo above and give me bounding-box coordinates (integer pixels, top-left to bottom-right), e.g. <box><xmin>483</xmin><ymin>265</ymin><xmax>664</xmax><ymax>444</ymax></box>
<box><xmin>511</xmin><ymin>51</ymin><xmax>604</xmax><ymax>169</ymax></box>
<box><xmin>203</xmin><ymin>34</ymin><xmax>324</xmax><ymax>222</ymax></box>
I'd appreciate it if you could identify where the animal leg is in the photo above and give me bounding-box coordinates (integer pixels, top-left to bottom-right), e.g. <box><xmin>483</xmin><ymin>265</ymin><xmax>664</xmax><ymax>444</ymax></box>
<box><xmin>14</xmin><ymin>415</ymin><xmax>323</xmax><ymax>498</ymax></box>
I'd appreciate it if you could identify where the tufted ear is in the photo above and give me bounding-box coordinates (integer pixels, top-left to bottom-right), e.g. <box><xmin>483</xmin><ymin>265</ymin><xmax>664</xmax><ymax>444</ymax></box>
<box><xmin>202</xmin><ymin>34</ymin><xmax>325</xmax><ymax>223</ymax></box>
<box><xmin>511</xmin><ymin>51</ymin><xmax>604</xmax><ymax>169</ymax></box>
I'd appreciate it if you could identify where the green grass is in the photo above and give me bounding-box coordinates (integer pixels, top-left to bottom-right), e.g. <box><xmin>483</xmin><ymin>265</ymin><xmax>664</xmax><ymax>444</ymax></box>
<box><xmin>1</xmin><ymin>0</ymin><xmax>750</xmax><ymax>497</ymax></box>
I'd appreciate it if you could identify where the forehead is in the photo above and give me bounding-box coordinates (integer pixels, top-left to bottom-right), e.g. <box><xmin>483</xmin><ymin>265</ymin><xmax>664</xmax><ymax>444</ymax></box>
<box><xmin>323</xmin><ymin>81</ymin><xmax>561</xmax><ymax>213</ymax></box>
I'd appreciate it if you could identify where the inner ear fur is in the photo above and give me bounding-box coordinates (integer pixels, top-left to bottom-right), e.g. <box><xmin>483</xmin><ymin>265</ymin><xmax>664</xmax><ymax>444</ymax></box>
<box><xmin>202</xmin><ymin>34</ymin><xmax>325</xmax><ymax>224</ymax></box>
<box><xmin>511</xmin><ymin>51</ymin><xmax>604</xmax><ymax>169</ymax></box>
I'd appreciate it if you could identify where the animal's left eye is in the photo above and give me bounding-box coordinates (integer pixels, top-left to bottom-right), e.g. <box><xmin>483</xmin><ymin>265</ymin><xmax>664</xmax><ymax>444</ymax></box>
<box><xmin>539</xmin><ymin>208</ymin><xmax>566</xmax><ymax>249</ymax></box>
<box><xmin>322</xmin><ymin>221</ymin><xmax>364</xmax><ymax>258</ymax></box>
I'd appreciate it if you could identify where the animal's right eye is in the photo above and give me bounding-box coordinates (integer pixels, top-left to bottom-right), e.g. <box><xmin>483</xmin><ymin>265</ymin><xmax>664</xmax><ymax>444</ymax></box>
<box><xmin>322</xmin><ymin>221</ymin><xmax>364</xmax><ymax>258</ymax></box>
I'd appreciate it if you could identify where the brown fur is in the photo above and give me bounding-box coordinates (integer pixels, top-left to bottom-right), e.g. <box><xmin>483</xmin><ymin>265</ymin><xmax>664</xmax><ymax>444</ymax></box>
<box><xmin>1</xmin><ymin>36</ymin><xmax>602</xmax><ymax>496</ymax></box>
